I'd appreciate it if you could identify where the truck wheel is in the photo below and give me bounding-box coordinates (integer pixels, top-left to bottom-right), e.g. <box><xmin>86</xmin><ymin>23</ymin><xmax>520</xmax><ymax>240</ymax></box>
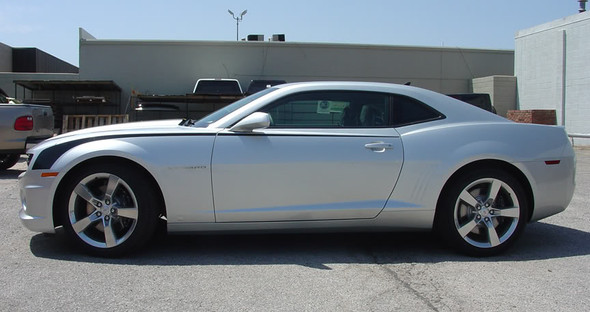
<box><xmin>0</xmin><ymin>154</ymin><xmax>20</xmax><ymax>170</ymax></box>
<box><xmin>58</xmin><ymin>162</ymin><xmax>159</xmax><ymax>257</ymax></box>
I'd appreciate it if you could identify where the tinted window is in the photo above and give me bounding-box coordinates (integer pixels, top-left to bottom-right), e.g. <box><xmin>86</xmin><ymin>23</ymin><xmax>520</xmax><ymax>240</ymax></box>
<box><xmin>261</xmin><ymin>91</ymin><xmax>390</xmax><ymax>128</ymax></box>
<box><xmin>392</xmin><ymin>95</ymin><xmax>443</xmax><ymax>127</ymax></box>
<box><xmin>194</xmin><ymin>81</ymin><xmax>242</xmax><ymax>95</ymax></box>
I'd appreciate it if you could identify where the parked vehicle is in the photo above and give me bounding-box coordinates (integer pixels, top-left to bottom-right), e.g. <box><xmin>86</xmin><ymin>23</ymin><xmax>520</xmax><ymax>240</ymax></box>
<box><xmin>245</xmin><ymin>80</ymin><xmax>287</xmax><ymax>95</ymax></box>
<box><xmin>193</xmin><ymin>78</ymin><xmax>243</xmax><ymax>95</ymax></box>
<box><xmin>19</xmin><ymin>82</ymin><xmax>575</xmax><ymax>257</ymax></box>
<box><xmin>447</xmin><ymin>93</ymin><xmax>497</xmax><ymax>114</ymax></box>
<box><xmin>0</xmin><ymin>94</ymin><xmax>54</xmax><ymax>170</ymax></box>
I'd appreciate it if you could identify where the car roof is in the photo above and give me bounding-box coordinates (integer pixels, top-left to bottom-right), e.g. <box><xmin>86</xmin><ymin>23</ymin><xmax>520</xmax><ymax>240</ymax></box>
<box><xmin>212</xmin><ymin>81</ymin><xmax>506</xmax><ymax>128</ymax></box>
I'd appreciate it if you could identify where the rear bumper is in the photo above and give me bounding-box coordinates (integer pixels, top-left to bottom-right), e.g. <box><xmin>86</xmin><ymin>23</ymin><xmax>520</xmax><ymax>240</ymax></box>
<box><xmin>517</xmin><ymin>153</ymin><xmax>576</xmax><ymax>222</ymax></box>
<box><xmin>1</xmin><ymin>135</ymin><xmax>52</xmax><ymax>155</ymax></box>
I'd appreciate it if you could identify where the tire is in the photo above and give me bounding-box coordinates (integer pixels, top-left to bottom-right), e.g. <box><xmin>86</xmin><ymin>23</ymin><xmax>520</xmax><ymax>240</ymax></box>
<box><xmin>58</xmin><ymin>162</ymin><xmax>159</xmax><ymax>257</ymax></box>
<box><xmin>0</xmin><ymin>154</ymin><xmax>20</xmax><ymax>170</ymax></box>
<box><xmin>436</xmin><ymin>168</ymin><xmax>529</xmax><ymax>256</ymax></box>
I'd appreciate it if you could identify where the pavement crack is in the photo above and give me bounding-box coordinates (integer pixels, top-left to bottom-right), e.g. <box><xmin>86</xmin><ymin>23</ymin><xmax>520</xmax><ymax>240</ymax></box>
<box><xmin>367</xmin><ymin>248</ymin><xmax>441</xmax><ymax>312</ymax></box>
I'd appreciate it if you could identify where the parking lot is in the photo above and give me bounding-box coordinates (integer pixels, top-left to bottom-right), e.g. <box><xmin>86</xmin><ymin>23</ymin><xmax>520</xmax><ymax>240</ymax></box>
<box><xmin>1</xmin><ymin>149</ymin><xmax>589</xmax><ymax>311</ymax></box>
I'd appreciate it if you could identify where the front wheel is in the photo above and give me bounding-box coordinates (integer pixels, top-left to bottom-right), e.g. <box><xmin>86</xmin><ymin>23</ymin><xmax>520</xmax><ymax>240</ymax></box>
<box><xmin>436</xmin><ymin>168</ymin><xmax>529</xmax><ymax>256</ymax></box>
<box><xmin>59</xmin><ymin>162</ymin><xmax>159</xmax><ymax>257</ymax></box>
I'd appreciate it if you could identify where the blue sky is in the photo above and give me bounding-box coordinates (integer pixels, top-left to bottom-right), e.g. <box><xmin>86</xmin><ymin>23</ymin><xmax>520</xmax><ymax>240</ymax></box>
<box><xmin>0</xmin><ymin>0</ymin><xmax>581</xmax><ymax>67</ymax></box>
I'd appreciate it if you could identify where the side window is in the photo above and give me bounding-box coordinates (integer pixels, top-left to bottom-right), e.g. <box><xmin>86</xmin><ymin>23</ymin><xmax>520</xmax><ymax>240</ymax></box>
<box><xmin>261</xmin><ymin>91</ymin><xmax>390</xmax><ymax>128</ymax></box>
<box><xmin>392</xmin><ymin>95</ymin><xmax>443</xmax><ymax>127</ymax></box>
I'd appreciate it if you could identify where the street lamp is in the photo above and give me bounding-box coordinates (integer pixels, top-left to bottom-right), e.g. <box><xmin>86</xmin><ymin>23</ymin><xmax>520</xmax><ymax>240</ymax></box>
<box><xmin>228</xmin><ymin>9</ymin><xmax>247</xmax><ymax>41</ymax></box>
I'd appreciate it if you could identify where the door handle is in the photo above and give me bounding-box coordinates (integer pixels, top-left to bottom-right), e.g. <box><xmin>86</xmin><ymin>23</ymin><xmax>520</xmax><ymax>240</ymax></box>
<box><xmin>364</xmin><ymin>142</ymin><xmax>393</xmax><ymax>152</ymax></box>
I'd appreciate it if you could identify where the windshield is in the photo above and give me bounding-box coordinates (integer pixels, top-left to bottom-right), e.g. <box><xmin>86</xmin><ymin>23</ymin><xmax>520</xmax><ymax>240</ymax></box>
<box><xmin>192</xmin><ymin>87</ymin><xmax>277</xmax><ymax>127</ymax></box>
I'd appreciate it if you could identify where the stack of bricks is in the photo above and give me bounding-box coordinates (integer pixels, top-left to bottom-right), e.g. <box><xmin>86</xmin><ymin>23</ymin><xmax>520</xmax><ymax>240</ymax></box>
<box><xmin>506</xmin><ymin>110</ymin><xmax>556</xmax><ymax>125</ymax></box>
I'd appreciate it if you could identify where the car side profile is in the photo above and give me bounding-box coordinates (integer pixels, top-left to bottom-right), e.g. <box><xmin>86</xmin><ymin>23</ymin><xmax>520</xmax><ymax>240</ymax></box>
<box><xmin>18</xmin><ymin>82</ymin><xmax>575</xmax><ymax>257</ymax></box>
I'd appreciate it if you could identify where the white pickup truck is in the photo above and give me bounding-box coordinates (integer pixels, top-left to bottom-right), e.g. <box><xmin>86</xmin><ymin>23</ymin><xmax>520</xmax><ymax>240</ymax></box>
<box><xmin>0</xmin><ymin>91</ymin><xmax>54</xmax><ymax>170</ymax></box>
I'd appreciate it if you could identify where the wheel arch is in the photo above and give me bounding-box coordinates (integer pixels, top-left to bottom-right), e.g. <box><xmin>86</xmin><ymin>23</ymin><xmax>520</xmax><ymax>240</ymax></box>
<box><xmin>434</xmin><ymin>159</ymin><xmax>534</xmax><ymax>224</ymax></box>
<box><xmin>52</xmin><ymin>156</ymin><xmax>167</xmax><ymax>227</ymax></box>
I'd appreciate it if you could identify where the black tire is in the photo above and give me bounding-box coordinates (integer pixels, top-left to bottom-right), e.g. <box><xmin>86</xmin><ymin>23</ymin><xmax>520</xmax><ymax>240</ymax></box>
<box><xmin>435</xmin><ymin>168</ymin><xmax>529</xmax><ymax>256</ymax></box>
<box><xmin>58</xmin><ymin>162</ymin><xmax>159</xmax><ymax>257</ymax></box>
<box><xmin>0</xmin><ymin>154</ymin><xmax>20</xmax><ymax>170</ymax></box>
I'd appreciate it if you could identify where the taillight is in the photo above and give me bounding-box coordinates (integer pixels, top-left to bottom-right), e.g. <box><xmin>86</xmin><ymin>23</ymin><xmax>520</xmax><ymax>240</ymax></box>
<box><xmin>14</xmin><ymin>116</ymin><xmax>33</xmax><ymax>131</ymax></box>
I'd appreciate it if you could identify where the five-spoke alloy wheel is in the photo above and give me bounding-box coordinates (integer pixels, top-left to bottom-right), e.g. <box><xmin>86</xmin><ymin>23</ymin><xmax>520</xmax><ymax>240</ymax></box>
<box><xmin>436</xmin><ymin>167</ymin><xmax>528</xmax><ymax>256</ymax></box>
<box><xmin>59</xmin><ymin>162</ymin><xmax>159</xmax><ymax>257</ymax></box>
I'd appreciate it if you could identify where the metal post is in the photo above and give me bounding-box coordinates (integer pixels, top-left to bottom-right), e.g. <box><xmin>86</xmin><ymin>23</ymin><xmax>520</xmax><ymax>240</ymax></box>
<box><xmin>562</xmin><ymin>30</ymin><xmax>567</xmax><ymax>126</ymax></box>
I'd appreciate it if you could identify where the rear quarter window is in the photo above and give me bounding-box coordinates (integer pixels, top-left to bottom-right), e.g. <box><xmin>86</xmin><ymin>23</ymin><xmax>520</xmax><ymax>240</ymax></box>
<box><xmin>392</xmin><ymin>95</ymin><xmax>444</xmax><ymax>127</ymax></box>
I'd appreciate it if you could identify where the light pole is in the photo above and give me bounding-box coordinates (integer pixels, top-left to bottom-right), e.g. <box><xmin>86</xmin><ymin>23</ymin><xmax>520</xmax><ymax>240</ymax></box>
<box><xmin>228</xmin><ymin>9</ymin><xmax>247</xmax><ymax>41</ymax></box>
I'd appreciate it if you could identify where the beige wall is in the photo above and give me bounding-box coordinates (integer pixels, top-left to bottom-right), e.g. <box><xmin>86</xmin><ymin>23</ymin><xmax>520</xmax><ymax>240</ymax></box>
<box><xmin>79</xmin><ymin>29</ymin><xmax>514</xmax><ymax>108</ymax></box>
<box><xmin>472</xmin><ymin>75</ymin><xmax>517</xmax><ymax>117</ymax></box>
<box><xmin>0</xmin><ymin>42</ymin><xmax>12</xmax><ymax>72</ymax></box>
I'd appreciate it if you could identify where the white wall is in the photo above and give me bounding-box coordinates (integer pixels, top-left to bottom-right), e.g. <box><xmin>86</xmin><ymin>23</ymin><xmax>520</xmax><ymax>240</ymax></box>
<box><xmin>79</xmin><ymin>29</ymin><xmax>514</xmax><ymax>107</ymax></box>
<box><xmin>515</xmin><ymin>11</ymin><xmax>590</xmax><ymax>138</ymax></box>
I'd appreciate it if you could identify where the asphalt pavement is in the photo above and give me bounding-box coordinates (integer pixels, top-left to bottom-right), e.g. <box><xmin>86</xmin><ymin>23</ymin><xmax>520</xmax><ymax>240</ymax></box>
<box><xmin>1</xmin><ymin>150</ymin><xmax>589</xmax><ymax>311</ymax></box>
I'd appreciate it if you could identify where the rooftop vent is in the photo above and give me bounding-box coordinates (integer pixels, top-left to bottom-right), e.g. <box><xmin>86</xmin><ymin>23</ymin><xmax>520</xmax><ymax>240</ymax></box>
<box><xmin>247</xmin><ymin>34</ymin><xmax>264</xmax><ymax>41</ymax></box>
<box><xmin>272</xmin><ymin>34</ymin><xmax>286</xmax><ymax>42</ymax></box>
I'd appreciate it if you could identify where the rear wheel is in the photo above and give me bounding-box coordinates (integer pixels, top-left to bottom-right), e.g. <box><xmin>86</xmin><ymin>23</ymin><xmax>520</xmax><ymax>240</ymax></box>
<box><xmin>59</xmin><ymin>162</ymin><xmax>159</xmax><ymax>257</ymax></box>
<box><xmin>0</xmin><ymin>154</ymin><xmax>20</xmax><ymax>170</ymax></box>
<box><xmin>436</xmin><ymin>168</ymin><xmax>529</xmax><ymax>256</ymax></box>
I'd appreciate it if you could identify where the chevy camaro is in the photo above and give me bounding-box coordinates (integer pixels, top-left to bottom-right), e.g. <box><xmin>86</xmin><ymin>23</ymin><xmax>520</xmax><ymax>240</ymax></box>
<box><xmin>19</xmin><ymin>82</ymin><xmax>575</xmax><ymax>257</ymax></box>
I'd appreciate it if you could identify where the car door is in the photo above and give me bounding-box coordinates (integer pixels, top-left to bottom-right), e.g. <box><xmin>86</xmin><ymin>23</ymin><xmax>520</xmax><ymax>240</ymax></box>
<box><xmin>211</xmin><ymin>90</ymin><xmax>403</xmax><ymax>222</ymax></box>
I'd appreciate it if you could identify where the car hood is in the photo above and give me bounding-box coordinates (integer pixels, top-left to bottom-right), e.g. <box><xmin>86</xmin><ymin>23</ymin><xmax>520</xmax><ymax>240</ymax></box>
<box><xmin>29</xmin><ymin>119</ymin><xmax>219</xmax><ymax>153</ymax></box>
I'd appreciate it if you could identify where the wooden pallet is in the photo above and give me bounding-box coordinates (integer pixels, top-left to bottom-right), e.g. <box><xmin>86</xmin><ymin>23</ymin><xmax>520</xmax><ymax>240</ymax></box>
<box><xmin>62</xmin><ymin>114</ymin><xmax>129</xmax><ymax>133</ymax></box>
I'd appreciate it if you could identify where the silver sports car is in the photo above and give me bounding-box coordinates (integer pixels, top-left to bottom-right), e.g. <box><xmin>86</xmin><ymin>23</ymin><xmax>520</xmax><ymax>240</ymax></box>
<box><xmin>19</xmin><ymin>82</ymin><xmax>575</xmax><ymax>257</ymax></box>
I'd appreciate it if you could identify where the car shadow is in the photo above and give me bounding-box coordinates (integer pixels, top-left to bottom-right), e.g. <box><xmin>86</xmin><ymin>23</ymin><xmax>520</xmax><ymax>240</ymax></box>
<box><xmin>0</xmin><ymin>158</ymin><xmax>26</xmax><ymax>179</ymax></box>
<box><xmin>29</xmin><ymin>221</ymin><xmax>590</xmax><ymax>267</ymax></box>
<box><xmin>0</xmin><ymin>168</ymin><xmax>24</xmax><ymax>179</ymax></box>
<box><xmin>0</xmin><ymin>168</ymin><xmax>26</xmax><ymax>180</ymax></box>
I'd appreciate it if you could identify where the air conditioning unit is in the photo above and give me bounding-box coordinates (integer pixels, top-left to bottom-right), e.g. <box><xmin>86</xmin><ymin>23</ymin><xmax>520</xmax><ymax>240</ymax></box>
<box><xmin>247</xmin><ymin>34</ymin><xmax>264</xmax><ymax>41</ymax></box>
<box><xmin>272</xmin><ymin>34</ymin><xmax>285</xmax><ymax>42</ymax></box>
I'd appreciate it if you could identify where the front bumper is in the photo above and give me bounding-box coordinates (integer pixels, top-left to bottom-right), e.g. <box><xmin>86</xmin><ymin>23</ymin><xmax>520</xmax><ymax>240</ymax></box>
<box><xmin>18</xmin><ymin>171</ymin><xmax>56</xmax><ymax>233</ymax></box>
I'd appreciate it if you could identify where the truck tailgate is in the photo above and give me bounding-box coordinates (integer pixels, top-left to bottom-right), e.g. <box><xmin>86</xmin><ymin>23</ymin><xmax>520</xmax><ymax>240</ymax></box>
<box><xmin>31</xmin><ymin>106</ymin><xmax>54</xmax><ymax>137</ymax></box>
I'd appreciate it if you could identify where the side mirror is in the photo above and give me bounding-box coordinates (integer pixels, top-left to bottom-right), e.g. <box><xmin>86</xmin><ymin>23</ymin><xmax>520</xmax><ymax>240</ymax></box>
<box><xmin>230</xmin><ymin>112</ymin><xmax>271</xmax><ymax>132</ymax></box>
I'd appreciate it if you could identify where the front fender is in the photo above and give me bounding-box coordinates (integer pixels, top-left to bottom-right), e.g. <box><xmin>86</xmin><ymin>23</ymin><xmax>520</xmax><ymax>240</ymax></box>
<box><xmin>32</xmin><ymin>136</ymin><xmax>217</xmax><ymax>230</ymax></box>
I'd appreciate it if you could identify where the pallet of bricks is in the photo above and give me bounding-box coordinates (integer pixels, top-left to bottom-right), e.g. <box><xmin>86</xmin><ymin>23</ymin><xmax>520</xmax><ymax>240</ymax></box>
<box><xmin>62</xmin><ymin>115</ymin><xmax>129</xmax><ymax>133</ymax></box>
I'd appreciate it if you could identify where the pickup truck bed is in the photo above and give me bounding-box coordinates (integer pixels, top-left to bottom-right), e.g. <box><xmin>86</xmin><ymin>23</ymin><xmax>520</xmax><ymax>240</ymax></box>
<box><xmin>0</xmin><ymin>103</ymin><xmax>54</xmax><ymax>169</ymax></box>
